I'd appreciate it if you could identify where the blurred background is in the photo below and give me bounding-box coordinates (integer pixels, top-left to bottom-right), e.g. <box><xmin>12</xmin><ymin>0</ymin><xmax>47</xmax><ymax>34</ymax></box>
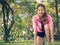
<box><xmin>0</xmin><ymin>0</ymin><xmax>60</xmax><ymax>45</ymax></box>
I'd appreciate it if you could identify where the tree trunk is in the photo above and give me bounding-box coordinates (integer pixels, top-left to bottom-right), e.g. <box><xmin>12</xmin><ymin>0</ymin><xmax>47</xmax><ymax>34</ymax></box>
<box><xmin>1</xmin><ymin>0</ymin><xmax>14</xmax><ymax>42</ymax></box>
<box><xmin>55</xmin><ymin>0</ymin><xmax>60</xmax><ymax>34</ymax></box>
<box><xmin>4</xmin><ymin>29</ymin><xmax>9</xmax><ymax>42</ymax></box>
<box><xmin>54</xmin><ymin>0</ymin><xmax>60</xmax><ymax>40</ymax></box>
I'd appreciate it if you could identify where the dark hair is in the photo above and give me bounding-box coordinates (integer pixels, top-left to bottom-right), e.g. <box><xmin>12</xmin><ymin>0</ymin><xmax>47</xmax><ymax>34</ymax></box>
<box><xmin>37</xmin><ymin>4</ymin><xmax>47</xmax><ymax>17</ymax></box>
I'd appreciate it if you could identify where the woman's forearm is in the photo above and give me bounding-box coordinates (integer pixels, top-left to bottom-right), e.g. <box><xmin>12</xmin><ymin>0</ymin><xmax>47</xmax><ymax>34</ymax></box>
<box><xmin>51</xmin><ymin>38</ymin><xmax>54</xmax><ymax>45</ymax></box>
<box><xmin>50</xmin><ymin>30</ymin><xmax>54</xmax><ymax>45</ymax></box>
<box><xmin>34</xmin><ymin>33</ymin><xmax>37</xmax><ymax>45</ymax></box>
<box><xmin>34</xmin><ymin>37</ymin><xmax>37</xmax><ymax>45</ymax></box>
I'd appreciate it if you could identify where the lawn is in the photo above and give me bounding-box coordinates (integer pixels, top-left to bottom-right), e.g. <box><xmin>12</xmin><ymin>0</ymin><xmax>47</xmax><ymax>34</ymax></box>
<box><xmin>0</xmin><ymin>40</ymin><xmax>60</xmax><ymax>45</ymax></box>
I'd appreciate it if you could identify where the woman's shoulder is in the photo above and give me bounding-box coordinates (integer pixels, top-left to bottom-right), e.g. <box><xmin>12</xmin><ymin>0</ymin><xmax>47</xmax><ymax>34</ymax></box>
<box><xmin>47</xmin><ymin>14</ymin><xmax>52</xmax><ymax>18</ymax></box>
<box><xmin>32</xmin><ymin>14</ymin><xmax>38</xmax><ymax>19</ymax></box>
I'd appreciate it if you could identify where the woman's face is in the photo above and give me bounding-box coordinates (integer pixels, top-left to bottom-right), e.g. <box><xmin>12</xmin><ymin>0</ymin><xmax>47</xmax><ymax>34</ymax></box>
<box><xmin>37</xmin><ymin>6</ymin><xmax>45</xmax><ymax>17</ymax></box>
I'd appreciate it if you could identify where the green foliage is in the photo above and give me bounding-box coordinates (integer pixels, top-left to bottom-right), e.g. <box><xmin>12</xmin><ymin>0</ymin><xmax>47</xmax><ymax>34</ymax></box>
<box><xmin>0</xmin><ymin>0</ymin><xmax>60</xmax><ymax>42</ymax></box>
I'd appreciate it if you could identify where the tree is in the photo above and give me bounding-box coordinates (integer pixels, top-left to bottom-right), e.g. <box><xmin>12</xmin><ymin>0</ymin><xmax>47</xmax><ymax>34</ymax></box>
<box><xmin>0</xmin><ymin>0</ymin><xmax>14</xmax><ymax>42</ymax></box>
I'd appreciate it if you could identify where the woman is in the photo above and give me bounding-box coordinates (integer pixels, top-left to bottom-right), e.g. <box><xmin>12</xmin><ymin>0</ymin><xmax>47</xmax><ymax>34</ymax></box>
<box><xmin>32</xmin><ymin>4</ymin><xmax>54</xmax><ymax>45</ymax></box>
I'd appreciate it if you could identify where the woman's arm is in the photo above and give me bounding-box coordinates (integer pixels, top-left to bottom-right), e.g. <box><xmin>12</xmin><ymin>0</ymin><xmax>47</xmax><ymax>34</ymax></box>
<box><xmin>50</xmin><ymin>29</ymin><xmax>54</xmax><ymax>45</ymax></box>
<box><xmin>48</xmin><ymin>15</ymin><xmax>54</xmax><ymax>45</ymax></box>
<box><xmin>34</xmin><ymin>33</ymin><xmax>37</xmax><ymax>45</ymax></box>
<box><xmin>32</xmin><ymin>16</ymin><xmax>37</xmax><ymax>45</ymax></box>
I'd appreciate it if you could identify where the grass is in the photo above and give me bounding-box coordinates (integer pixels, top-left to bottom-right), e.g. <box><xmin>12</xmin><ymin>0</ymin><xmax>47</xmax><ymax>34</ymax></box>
<box><xmin>0</xmin><ymin>40</ymin><xmax>60</xmax><ymax>45</ymax></box>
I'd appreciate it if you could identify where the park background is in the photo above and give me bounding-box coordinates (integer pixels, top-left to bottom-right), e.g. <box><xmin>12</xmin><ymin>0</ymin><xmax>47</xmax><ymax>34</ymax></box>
<box><xmin>0</xmin><ymin>0</ymin><xmax>60</xmax><ymax>45</ymax></box>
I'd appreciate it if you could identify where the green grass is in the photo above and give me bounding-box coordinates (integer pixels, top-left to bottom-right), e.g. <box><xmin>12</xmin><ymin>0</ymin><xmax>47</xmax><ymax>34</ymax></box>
<box><xmin>0</xmin><ymin>40</ymin><xmax>60</xmax><ymax>45</ymax></box>
<box><xmin>54</xmin><ymin>40</ymin><xmax>60</xmax><ymax>45</ymax></box>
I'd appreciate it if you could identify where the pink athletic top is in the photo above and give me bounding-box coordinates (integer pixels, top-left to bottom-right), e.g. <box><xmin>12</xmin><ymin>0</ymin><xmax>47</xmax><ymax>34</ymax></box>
<box><xmin>32</xmin><ymin>14</ymin><xmax>53</xmax><ymax>33</ymax></box>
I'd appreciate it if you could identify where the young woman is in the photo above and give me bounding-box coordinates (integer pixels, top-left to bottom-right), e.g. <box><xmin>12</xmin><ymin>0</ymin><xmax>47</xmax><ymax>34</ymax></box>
<box><xmin>32</xmin><ymin>4</ymin><xmax>54</xmax><ymax>45</ymax></box>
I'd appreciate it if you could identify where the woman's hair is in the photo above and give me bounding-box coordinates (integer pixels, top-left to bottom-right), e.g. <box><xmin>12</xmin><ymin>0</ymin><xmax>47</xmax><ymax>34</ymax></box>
<box><xmin>37</xmin><ymin>4</ymin><xmax>47</xmax><ymax>17</ymax></box>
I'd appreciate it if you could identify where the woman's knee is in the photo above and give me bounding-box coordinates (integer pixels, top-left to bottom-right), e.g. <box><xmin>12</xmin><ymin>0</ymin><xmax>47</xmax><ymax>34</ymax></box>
<box><xmin>44</xmin><ymin>24</ymin><xmax>49</xmax><ymax>30</ymax></box>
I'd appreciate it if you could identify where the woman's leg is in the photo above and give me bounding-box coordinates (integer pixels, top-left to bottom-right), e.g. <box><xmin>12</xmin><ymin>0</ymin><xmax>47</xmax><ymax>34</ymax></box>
<box><xmin>37</xmin><ymin>36</ymin><xmax>43</xmax><ymax>45</ymax></box>
<box><xmin>44</xmin><ymin>24</ymin><xmax>51</xmax><ymax>42</ymax></box>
